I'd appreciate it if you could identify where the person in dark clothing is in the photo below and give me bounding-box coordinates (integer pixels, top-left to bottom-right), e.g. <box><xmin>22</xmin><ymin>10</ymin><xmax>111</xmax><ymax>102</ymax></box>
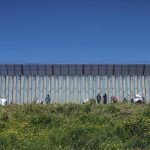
<box><xmin>96</xmin><ymin>93</ymin><xmax>101</xmax><ymax>104</ymax></box>
<box><xmin>103</xmin><ymin>93</ymin><xmax>107</xmax><ymax>104</ymax></box>
<box><xmin>45</xmin><ymin>94</ymin><xmax>51</xmax><ymax>104</ymax></box>
<box><xmin>131</xmin><ymin>98</ymin><xmax>134</xmax><ymax>103</ymax></box>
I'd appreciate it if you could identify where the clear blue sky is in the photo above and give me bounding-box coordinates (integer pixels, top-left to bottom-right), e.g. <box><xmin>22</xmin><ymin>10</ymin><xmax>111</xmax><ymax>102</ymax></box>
<box><xmin>0</xmin><ymin>0</ymin><xmax>150</xmax><ymax>64</ymax></box>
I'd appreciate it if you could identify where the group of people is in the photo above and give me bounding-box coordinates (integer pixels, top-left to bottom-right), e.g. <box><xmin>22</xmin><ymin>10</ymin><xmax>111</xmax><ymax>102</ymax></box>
<box><xmin>96</xmin><ymin>93</ymin><xmax>107</xmax><ymax>104</ymax></box>
<box><xmin>97</xmin><ymin>93</ymin><xmax>144</xmax><ymax>104</ymax></box>
<box><xmin>0</xmin><ymin>95</ymin><xmax>51</xmax><ymax>106</ymax></box>
<box><xmin>0</xmin><ymin>92</ymin><xmax>144</xmax><ymax>106</ymax></box>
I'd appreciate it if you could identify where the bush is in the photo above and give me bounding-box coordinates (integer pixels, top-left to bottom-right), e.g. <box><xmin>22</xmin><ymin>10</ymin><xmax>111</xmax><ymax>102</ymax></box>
<box><xmin>0</xmin><ymin>134</ymin><xmax>22</xmax><ymax>150</ymax></box>
<box><xmin>30</xmin><ymin>114</ymin><xmax>61</xmax><ymax>127</ymax></box>
<box><xmin>106</xmin><ymin>104</ymin><xmax>120</xmax><ymax>113</ymax></box>
<box><xmin>0</xmin><ymin>121</ymin><xmax>6</xmax><ymax>130</ymax></box>
<box><xmin>143</xmin><ymin>105</ymin><xmax>150</xmax><ymax>117</ymax></box>
<box><xmin>0</xmin><ymin>112</ymin><xmax>9</xmax><ymax>122</ymax></box>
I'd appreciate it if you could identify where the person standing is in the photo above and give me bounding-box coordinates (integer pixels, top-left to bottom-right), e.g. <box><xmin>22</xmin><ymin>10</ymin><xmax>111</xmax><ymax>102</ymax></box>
<box><xmin>45</xmin><ymin>94</ymin><xmax>51</xmax><ymax>104</ymax></box>
<box><xmin>103</xmin><ymin>93</ymin><xmax>107</xmax><ymax>104</ymax></box>
<box><xmin>96</xmin><ymin>93</ymin><xmax>101</xmax><ymax>104</ymax></box>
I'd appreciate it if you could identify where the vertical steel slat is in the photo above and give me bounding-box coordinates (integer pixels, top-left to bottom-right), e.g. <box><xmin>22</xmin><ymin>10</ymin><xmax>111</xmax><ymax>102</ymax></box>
<box><xmin>59</xmin><ymin>76</ymin><xmax>62</xmax><ymax>103</ymax></box>
<box><xmin>134</xmin><ymin>75</ymin><xmax>138</xmax><ymax>95</ymax></box>
<box><xmin>51</xmin><ymin>76</ymin><xmax>54</xmax><ymax>104</ymax></box>
<box><xmin>9</xmin><ymin>76</ymin><xmax>13</xmax><ymax>103</ymax></box>
<box><xmin>20</xmin><ymin>76</ymin><xmax>24</xmax><ymax>104</ymax></box>
<box><xmin>2</xmin><ymin>76</ymin><xmax>5</xmax><ymax>98</ymax></box>
<box><xmin>33</xmin><ymin>76</ymin><xmax>36</xmax><ymax>102</ymax></box>
<box><xmin>17</xmin><ymin>76</ymin><xmax>21</xmax><ymax>104</ymax></box>
<box><xmin>70</xmin><ymin>76</ymin><xmax>73</xmax><ymax>102</ymax></box>
<box><xmin>5</xmin><ymin>76</ymin><xmax>8</xmax><ymax>102</ymax></box>
<box><xmin>0</xmin><ymin>76</ymin><xmax>2</xmax><ymax>97</ymax></box>
<box><xmin>126</xmin><ymin>76</ymin><xmax>130</xmax><ymax>101</ymax></box>
<box><xmin>85</xmin><ymin>75</ymin><xmax>88</xmax><ymax>99</ymax></box>
<box><xmin>28</xmin><ymin>76</ymin><xmax>32</xmax><ymax>103</ymax></box>
<box><xmin>55</xmin><ymin>75</ymin><xmax>59</xmax><ymax>103</ymax></box>
<box><xmin>36</xmin><ymin>76</ymin><xmax>39</xmax><ymax>102</ymax></box>
<box><xmin>100</xmin><ymin>76</ymin><xmax>103</xmax><ymax>96</ymax></box>
<box><xmin>68</xmin><ymin>76</ymin><xmax>71</xmax><ymax>102</ymax></box>
<box><xmin>26</xmin><ymin>76</ymin><xmax>29</xmax><ymax>104</ymax></box>
<box><xmin>75</xmin><ymin>75</ymin><xmax>77</xmax><ymax>103</ymax></box>
<box><xmin>112</xmin><ymin>75</ymin><xmax>115</xmax><ymax>96</ymax></box>
<box><xmin>47</xmin><ymin>76</ymin><xmax>51</xmax><ymax>102</ymax></box>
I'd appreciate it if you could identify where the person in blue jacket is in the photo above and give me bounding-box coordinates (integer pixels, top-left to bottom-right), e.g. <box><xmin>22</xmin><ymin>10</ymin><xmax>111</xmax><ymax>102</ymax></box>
<box><xmin>45</xmin><ymin>94</ymin><xmax>51</xmax><ymax>104</ymax></box>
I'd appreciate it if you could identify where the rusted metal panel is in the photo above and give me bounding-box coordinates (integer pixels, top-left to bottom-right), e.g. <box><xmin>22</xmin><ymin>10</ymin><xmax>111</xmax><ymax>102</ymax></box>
<box><xmin>84</xmin><ymin>64</ymin><xmax>91</xmax><ymax>75</ymax></box>
<box><xmin>14</xmin><ymin>64</ymin><xmax>22</xmax><ymax>75</ymax></box>
<box><xmin>45</xmin><ymin>65</ymin><xmax>53</xmax><ymax>75</ymax></box>
<box><xmin>99</xmin><ymin>64</ymin><xmax>106</xmax><ymax>75</ymax></box>
<box><xmin>61</xmin><ymin>64</ymin><xmax>68</xmax><ymax>76</ymax></box>
<box><xmin>144</xmin><ymin>65</ymin><xmax>150</xmax><ymax>76</ymax></box>
<box><xmin>7</xmin><ymin>64</ymin><xmax>15</xmax><ymax>76</ymax></box>
<box><xmin>30</xmin><ymin>64</ymin><xmax>38</xmax><ymax>75</ymax></box>
<box><xmin>106</xmin><ymin>64</ymin><xmax>114</xmax><ymax>76</ymax></box>
<box><xmin>54</xmin><ymin>64</ymin><xmax>61</xmax><ymax>75</ymax></box>
<box><xmin>0</xmin><ymin>64</ymin><xmax>7</xmax><ymax>75</ymax></box>
<box><xmin>38</xmin><ymin>65</ymin><xmax>45</xmax><ymax>75</ymax></box>
<box><xmin>136</xmin><ymin>64</ymin><xmax>144</xmax><ymax>76</ymax></box>
<box><xmin>22</xmin><ymin>64</ymin><xmax>30</xmax><ymax>75</ymax></box>
<box><xmin>76</xmin><ymin>64</ymin><xmax>83</xmax><ymax>75</ymax></box>
<box><xmin>91</xmin><ymin>65</ymin><xmax>99</xmax><ymax>76</ymax></box>
<box><xmin>68</xmin><ymin>64</ymin><xmax>76</xmax><ymax>75</ymax></box>
<box><xmin>114</xmin><ymin>64</ymin><xmax>121</xmax><ymax>76</ymax></box>
<box><xmin>122</xmin><ymin>64</ymin><xmax>129</xmax><ymax>76</ymax></box>
<box><xmin>129</xmin><ymin>64</ymin><xmax>136</xmax><ymax>75</ymax></box>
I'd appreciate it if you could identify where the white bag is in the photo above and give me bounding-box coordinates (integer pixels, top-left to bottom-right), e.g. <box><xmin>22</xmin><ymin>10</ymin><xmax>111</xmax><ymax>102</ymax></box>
<box><xmin>0</xmin><ymin>98</ymin><xmax>7</xmax><ymax>105</ymax></box>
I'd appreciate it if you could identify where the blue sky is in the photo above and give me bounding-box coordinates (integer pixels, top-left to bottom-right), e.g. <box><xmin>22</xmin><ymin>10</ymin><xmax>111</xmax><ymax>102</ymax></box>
<box><xmin>0</xmin><ymin>0</ymin><xmax>150</xmax><ymax>64</ymax></box>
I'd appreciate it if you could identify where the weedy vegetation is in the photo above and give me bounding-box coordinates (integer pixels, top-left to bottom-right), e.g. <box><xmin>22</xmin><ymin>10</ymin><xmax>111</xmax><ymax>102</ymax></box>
<box><xmin>0</xmin><ymin>101</ymin><xmax>150</xmax><ymax>150</ymax></box>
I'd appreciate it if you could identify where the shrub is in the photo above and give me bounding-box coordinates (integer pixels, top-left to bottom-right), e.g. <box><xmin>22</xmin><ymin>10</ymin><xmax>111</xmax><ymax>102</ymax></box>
<box><xmin>62</xmin><ymin>103</ymin><xmax>80</xmax><ymax>116</ymax></box>
<box><xmin>0</xmin><ymin>134</ymin><xmax>22</xmax><ymax>150</ymax></box>
<box><xmin>143</xmin><ymin>105</ymin><xmax>150</xmax><ymax>117</ymax></box>
<box><xmin>0</xmin><ymin>112</ymin><xmax>9</xmax><ymax>122</ymax></box>
<box><xmin>30</xmin><ymin>114</ymin><xmax>61</xmax><ymax>127</ymax></box>
<box><xmin>0</xmin><ymin>121</ymin><xmax>6</xmax><ymax>130</ymax></box>
<box><xmin>106</xmin><ymin>104</ymin><xmax>120</xmax><ymax>113</ymax></box>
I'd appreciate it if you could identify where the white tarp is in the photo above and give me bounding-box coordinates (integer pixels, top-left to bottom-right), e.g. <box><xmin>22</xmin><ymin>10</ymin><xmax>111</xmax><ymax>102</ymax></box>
<box><xmin>0</xmin><ymin>98</ymin><xmax>7</xmax><ymax>105</ymax></box>
<box><xmin>133</xmin><ymin>93</ymin><xmax>143</xmax><ymax>103</ymax></box>
<box><xmin>82</xmin><ymin>98</ymin><xmax>90</xmax><ymax>104</ymax></box>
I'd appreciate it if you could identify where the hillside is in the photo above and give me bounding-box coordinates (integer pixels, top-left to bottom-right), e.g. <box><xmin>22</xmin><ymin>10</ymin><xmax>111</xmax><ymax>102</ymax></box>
<box><xmin>0</xmin><ymin>102</ymin><xmax>150</xmax><ymax>150</ymax></box>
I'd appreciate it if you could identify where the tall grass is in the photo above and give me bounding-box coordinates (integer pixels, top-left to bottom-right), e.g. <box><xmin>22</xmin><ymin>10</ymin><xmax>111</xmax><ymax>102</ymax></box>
<box><xmin>0</xmin><ymin>102</ymin><xmax>150</xmax><ymax>149</ymax></box>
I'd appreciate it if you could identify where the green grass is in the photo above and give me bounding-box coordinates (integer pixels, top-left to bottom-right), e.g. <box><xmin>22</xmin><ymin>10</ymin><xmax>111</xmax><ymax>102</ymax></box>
<box><xmin>0</xmin><ymin>102</ymin><xmax>150</xmax><ymax>150</ymax></box>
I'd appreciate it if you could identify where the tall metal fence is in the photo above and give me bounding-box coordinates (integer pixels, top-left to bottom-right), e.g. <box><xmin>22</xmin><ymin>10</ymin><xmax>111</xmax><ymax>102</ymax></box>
<box><xmin>0</xmin><ymin>64</ymin><xmax>150</xmax><ymax>104</ymax></box>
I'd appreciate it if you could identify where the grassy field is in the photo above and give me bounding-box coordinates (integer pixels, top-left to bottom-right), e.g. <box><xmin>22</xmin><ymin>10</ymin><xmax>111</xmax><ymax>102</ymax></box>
<box><xmin>0</xmin><ymin>101</ymin><xmax>150</xmax><ymax>150</ymax></box>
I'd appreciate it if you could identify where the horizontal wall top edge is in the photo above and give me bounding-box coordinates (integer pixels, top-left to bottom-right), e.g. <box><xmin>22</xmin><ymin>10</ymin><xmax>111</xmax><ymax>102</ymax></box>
<box><xmin>0</xmin><ymin>64</ymin><xmax>150</xmax><ymax>75</ymax></box>
<box><xmin>0</xmin><ymin>63</ymin><xmax>150</xmax><ymax>65</ymax></box>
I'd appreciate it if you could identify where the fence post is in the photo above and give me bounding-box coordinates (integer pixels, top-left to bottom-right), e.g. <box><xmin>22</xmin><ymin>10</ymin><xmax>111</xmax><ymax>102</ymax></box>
<box><xmin>5</xmin><ymin>76</ymin><xmax>8</xmax><ymax>103</ymax></box>
<box><xmin>77</xmin><ymin>76</ymin><xmax>81</xmax><ymax>103</ymax></box>
<box><xmin>85</xmin><ymin>75</ymin><xmax>88</xmax><ymax>99</ymax></box>
<box><xmin>134</xmin><ymin>75</ymin><xmax>138</xmax><ymax>95</ymax></box>
<box><xmin>2</xmin><ymin>76</ymin><xmax>6</xmax><ymax>98</ymax></box>
<box><xmin>112</xmin><ymin>75</ymin><xmax>115</xmax><ymax>97</ymax></box>
<box><xmin>126</xmin><ymin>76</ymin><xmax>130</xmax><ymax>101</ymax></box>
<box><xmin>81</xmin><ymin>75</ymin><xmax>85</xmax><ymax>102</ymax></box>
<box><xmin>60</xmin><ymin>76</ymin><xmax>63</xmax><ymax>103</ymax></box>
<box><xmin>70</xmin><ymin>76</ymin><xmax>74</xmax><ymax>102</ymax></box>
<box><xmin>17</xmin><ymin>76</ymin><xmax>21</xmax><ymax>104</ymax></box>
<box><xmin>145</xmin><ymin>76</ymin><xmax>150</xmax><ymax>103</ymax></box>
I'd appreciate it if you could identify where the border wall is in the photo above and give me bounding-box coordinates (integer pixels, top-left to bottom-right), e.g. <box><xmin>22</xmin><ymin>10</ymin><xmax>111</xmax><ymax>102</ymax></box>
<box><xmin>0</xmin><ymin>64</ymin><xmax>150</xmax><ymax>104</ymax></box>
